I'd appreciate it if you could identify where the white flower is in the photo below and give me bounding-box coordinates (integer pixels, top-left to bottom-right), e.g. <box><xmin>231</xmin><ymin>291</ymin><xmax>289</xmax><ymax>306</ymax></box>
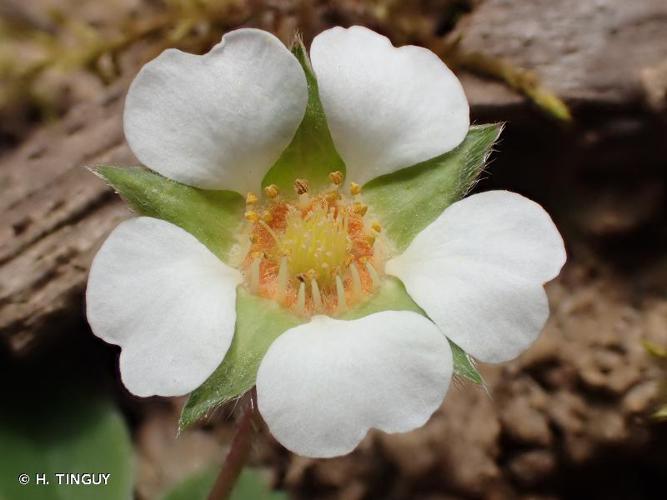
<box><xmin>87</xmin><ymin>26</ymin><xmax>566</xmax><ymax>458</ymax></box>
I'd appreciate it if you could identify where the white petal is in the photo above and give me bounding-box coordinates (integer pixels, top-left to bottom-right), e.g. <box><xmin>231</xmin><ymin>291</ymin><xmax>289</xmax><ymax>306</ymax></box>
<box><xmin>386</xmin><ymin>191</ymin><xmax>566</xmax><ymax>363</ymax></box>
<box><xmin>86</xmin><ymin>217</ymin><xmax>242</xmax><ymax>397</ymax></box>
<box><xmin>256</xmin><ymin>311</ymin><xmax>452</xmax><ymax>458</ymax></box>
<box><xmin>310</xmin><ymin>26</ymin><xmax>469</xmax><ymax>185</ymax></box>
<box><xmin>124</xmin><ymin>28</ymin><xmax>308</xmax><ymax>193</ymax></box>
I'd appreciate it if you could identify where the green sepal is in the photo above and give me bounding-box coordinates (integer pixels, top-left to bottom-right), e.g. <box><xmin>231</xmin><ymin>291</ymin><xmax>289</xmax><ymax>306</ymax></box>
<box><xmin>94</xmin><ymin>166</ymin><xmax>244</xmax><ymax>263</ymax></box>
<box><xmin>261</xmin><ymin>38</ymin><xmax>345</xmax><ymax>196</ymax></box>
<box><xmin>449</xmin><ymin>340</ymin><xmax>484</xmax><ymax>385</ymax></box>
<box><xmin>363</xmin><ymin>124</ymin><xmax>503</xmax><ymax>252</ymax></box>
<box><xmin>179</xmin><ymin>288</ymin><xmax>302</xmax><ymax>431</ymax></box>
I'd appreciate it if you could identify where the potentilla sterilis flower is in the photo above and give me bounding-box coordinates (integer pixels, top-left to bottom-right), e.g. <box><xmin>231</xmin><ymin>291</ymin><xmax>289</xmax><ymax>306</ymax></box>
<box><xmin>87</xmin><ymin>26</ymin><xmax>566</xmax><ymax>458</ymax></box>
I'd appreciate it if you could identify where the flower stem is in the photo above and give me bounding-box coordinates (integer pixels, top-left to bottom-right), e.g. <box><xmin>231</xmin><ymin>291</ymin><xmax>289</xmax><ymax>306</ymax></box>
<box><xmin>207</xmin><ymin>391</ymin><xmax>256</xmax><ymax>500</ymax></box>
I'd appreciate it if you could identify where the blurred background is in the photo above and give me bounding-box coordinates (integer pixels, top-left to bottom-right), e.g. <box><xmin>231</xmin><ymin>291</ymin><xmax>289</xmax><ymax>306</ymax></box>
<box><xmin>1</xmin><ymin>0</ymin><xmax>666</xmax><ymax>499</ymax></box>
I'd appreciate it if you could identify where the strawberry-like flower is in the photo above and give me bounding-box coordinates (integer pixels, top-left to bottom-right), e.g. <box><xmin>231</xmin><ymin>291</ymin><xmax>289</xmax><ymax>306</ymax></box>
<box><xmin>87</xmin><ymin>27</ymin><xmax>565</xmax><ymax>458</ymax></box>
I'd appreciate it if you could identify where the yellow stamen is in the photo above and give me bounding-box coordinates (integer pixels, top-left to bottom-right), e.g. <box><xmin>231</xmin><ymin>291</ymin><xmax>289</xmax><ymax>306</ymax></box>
<box><xmin>246</xmin><ymin>192</ymin><xmax>258</xmax><ymax>205</ymax></box>
<box><xmin>242</xmin><ymin>176</ymin><xmax>385</xmax><ymax>317</ymax></box>
<box><xmin>259</xmin><ymin>220</ymin><xmax>281</xmax><ymax>248</ymax></box>
<box><xmin>325</xmin><ymin>191</ymin><xmax>341</xmax><ymax>203</ymax></box>
<box><xmin>350</xmin><ymin>263</ymin><xmax>362</xmax><ymax>296</ymax></box>
<box><xmin>350</xmin><ymin>182</ymin><xmax>362</xmax><ymax>195</ymax></box>
<box><xmin>264</xmin><ymin>184</ymin><xmax>279</xmax><ymax>199</ymax></box>
<box><xmin>328</xmin><ymin>170</ymin><xmax>344</xmax><ymax>186</ymax></box>
<box><xmin>296</xmin><ymin>281</ymin><xmax>306</xmax><ymax>314</ymax></box>
<box><xmin>277</xmin><ymin>256</ymin><xmax>288</xmax><ymax>296</ymax></box>
<box><xmin>352</xmin><ymin>202</ymin><xmax>368</xmax><ymax>216</ymax></box>
<box><xmin>245</xmin><ymin>210</ymin><xmax>259</xmax><ymax>223</ymax></box>
<box><xmin>311</xmin><ymin>279</ymin><xmax>323</xmax><ymax>311</ymax></box>
<box><xmin>365</xmin><ymin>261</ymin><xmax>380</xmax><ymax>289</ymax></box>
<box><xmin>250</xmin><ymin>257</ymin><xmax>261</xmax><ymax>292</ymax></box>
<box><xmin>335</xmin><ymin>275</ymin><xmax>346</xmax><ymax>312</ymax></box>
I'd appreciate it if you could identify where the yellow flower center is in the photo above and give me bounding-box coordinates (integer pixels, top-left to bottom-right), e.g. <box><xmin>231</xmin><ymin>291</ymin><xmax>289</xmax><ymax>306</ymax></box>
<box><xmin>239</xmin><ymin>172</ymin><xmax>385</xmax><ymax>317</ymax></box>
<box><xmin>279</xmin><ymin>199</ymin><xmax>350</xmax><ymax>286</ymax></box>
